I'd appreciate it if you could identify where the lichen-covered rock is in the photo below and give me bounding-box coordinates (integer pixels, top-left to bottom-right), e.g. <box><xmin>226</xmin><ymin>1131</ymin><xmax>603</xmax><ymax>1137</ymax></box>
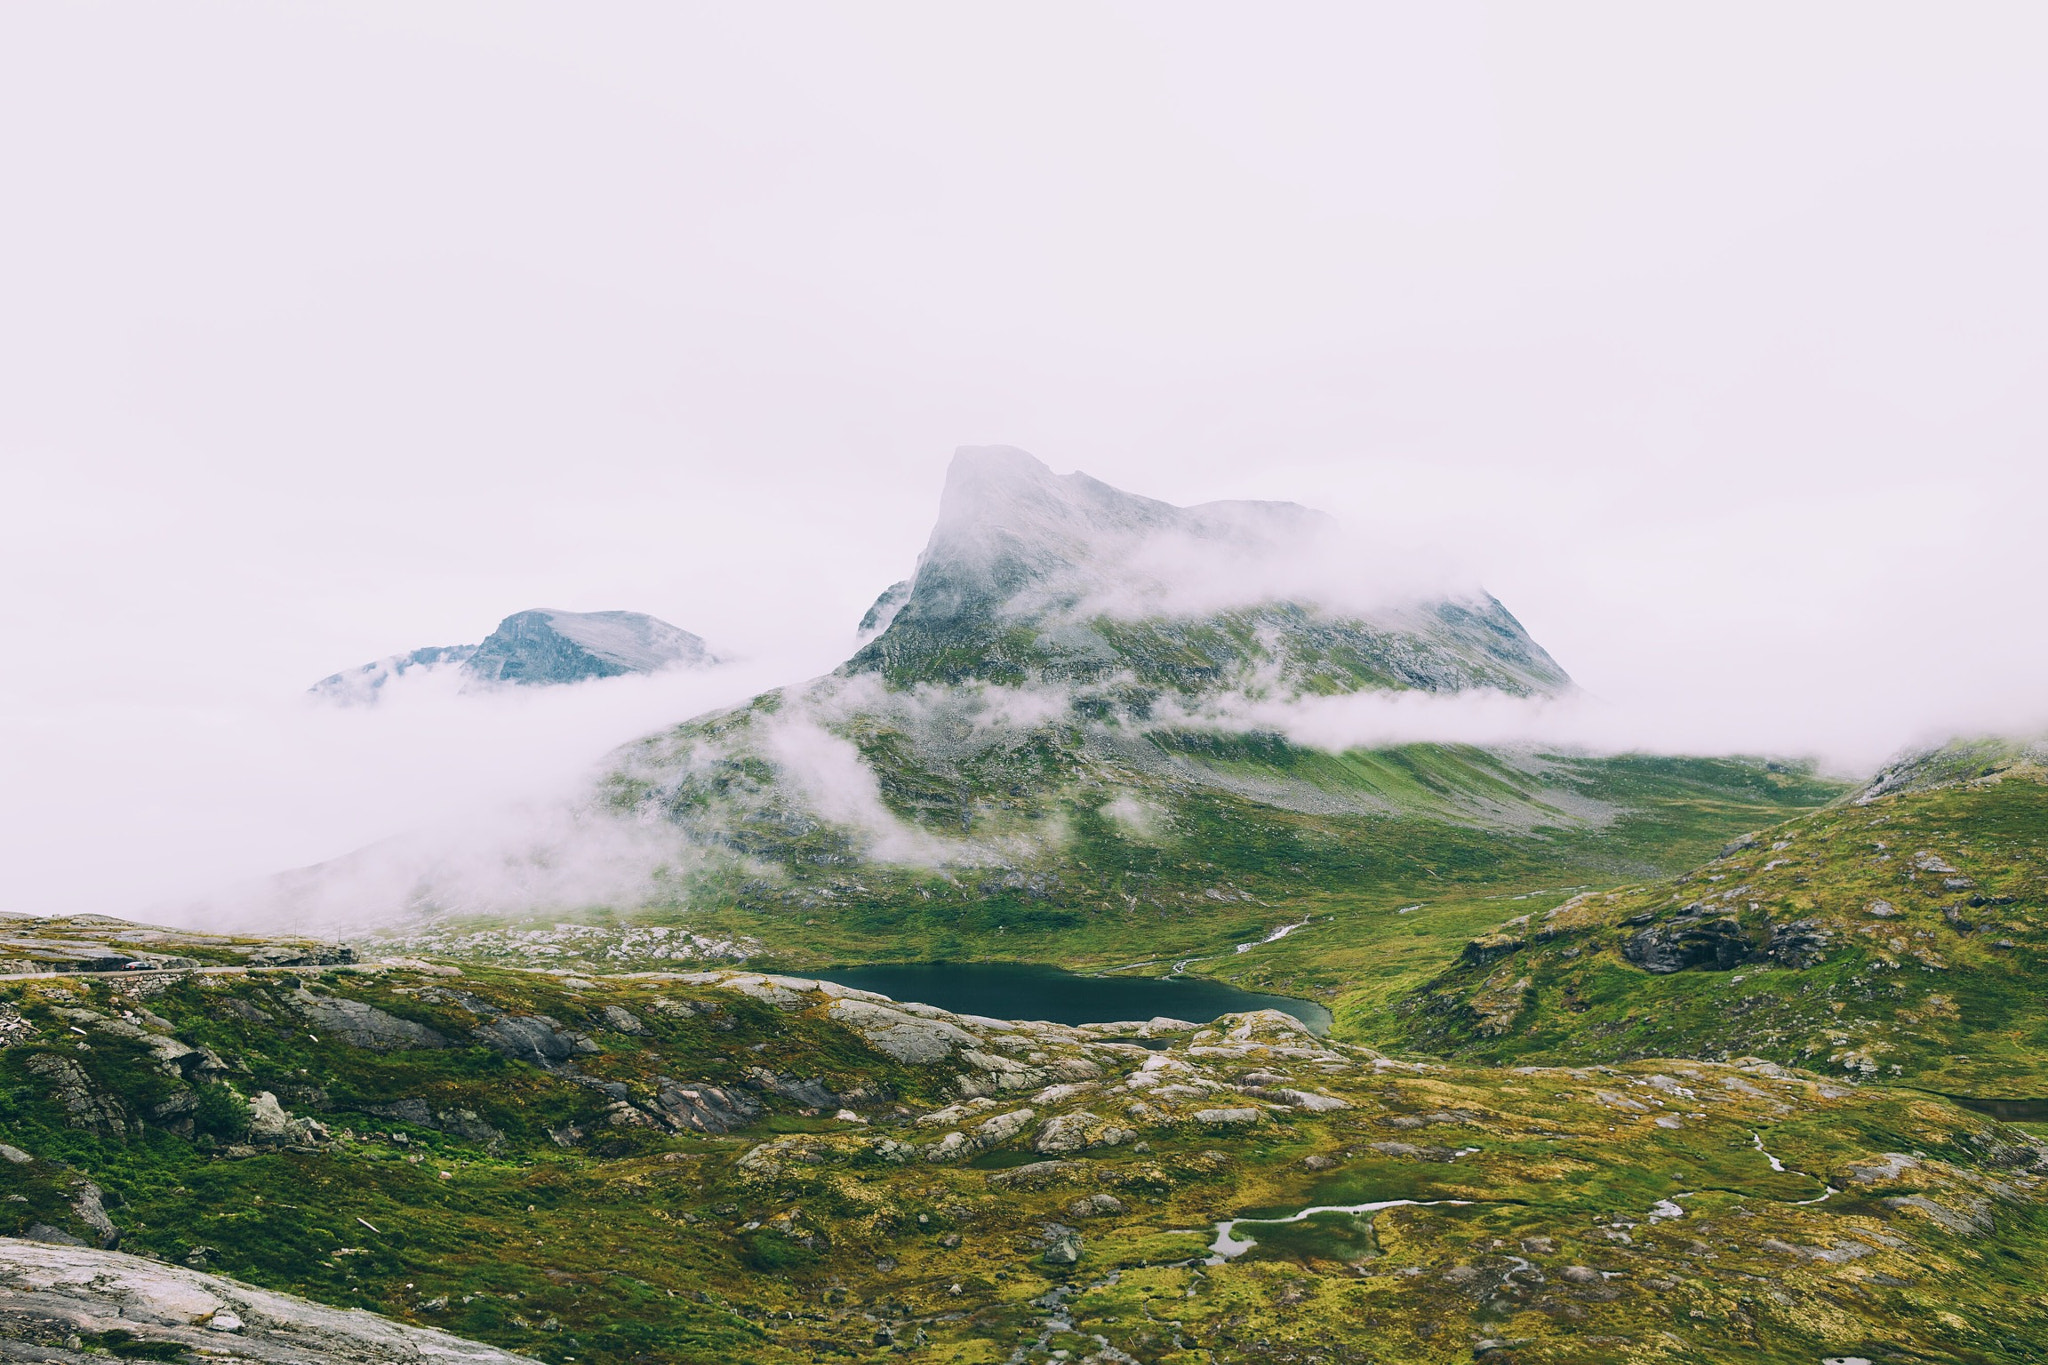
<box><xmin>1066</xmin><ymin>1193</ymin><xmax>1125</xmax><ymax>1218</ymax></box>
<box><xmin>1459</xmin><ymin>933</ymin><xmax>1527</xmax><ymax>967</ymax></box>
<box><xmin>1192</xmin><ymin>1106</ymin><xmax>1263</xmax><ymax>1126</ymax></box>
<box><xmin>827</xmin><ymin>998</ymin><xmax>977</xmax><ymax>1064</ymax></box>
<box><xmin>358</xmin><ymin>1099</ymin><xmax>503</xmax><ymax>1146</ymax></box>
<box><xmin>1264</xmin><ymin>1087</ymin><xmax>1350</xmax><ymax>1112</ymax></box>
<box><xmin>24</xmin><ymin>1053</ymin><xmax>130</xmax><ymax>1138</ymax></box>
<box><xmin>987</xmin><ymin>1161</ymin><xmax>1089</xmax><ymax>1190</ymax></box>
<box><xmin>1032</xmin><ymin>1111</ymin><xmax>1135</xmax><ymax>1153</ymax></box>
<box><xmin>735</xmin><ymin>1135</ymin><xmax>837</xmax><ymax>1177</ymax></box>
<box><xmin>1621</xmin><ymin>912</ymin><xmax>1753</xmax><ymax>973</ymax></box>
<box><xmin>473</xmin><ymin>1015</ymin><xmax>597</xmax><ymax>1066</ymax></box>
<box><xmin>971</xmin><ymin>1107</ymin><xmax>1037</xmax><ymax>1146</ymax></box>
<box><xmin>712</xmin><ymin>973</ymin><xmax>816</xmax><ymax>1008</ymax></box>
<box><xmin>1466</xmin><ymin>975</ymin><xmax>1532</xmax><ymax>1037</ymax></box>
<box><xmin>1217</xmin><ymin>1010</ymin><xmax>1322</xmax><ymax>1044</ymax></box>
<box><xmin>1882</xmin><ymin>1194</ymin><xmax>1995</xmax><ymax>1236</ymax></box>
<box><xmin>1040</xmin><ymin>1225</ymin><xmax>1083</xmax><ymax>1265</ymax></box>
<box><xmin>921</xmin><ymin>1131</ymin><xmax>970</xmax><ymax>1162</ymax></box>
<box><xmin>598</xmin><ymin>1005</ymin><xmax>647</xmax><ymax>1034</ymax></box>
<box><xmin>745</xmin><ymin>1069</ymin><xmax>842</xmax><ymax>1109</ymax></box>
<box><xmin>291</xmin><ymin>991</ymin><xmax>447</xmax><ymax>1052</ymax></box>
<box><xmin>1843</xmin><ymin>1153</ymin><xmax>1919</xmax><ymax>1184</ymax></box>
<box><xmin>651</xmin><ymin>1079</ymin><xmax>762</xmax><ymax>1134</ymax></box>
<box><xmin>244</xmin><ymin>942</ymin><xmax>358</xmax><ymax>968</ymax></box>
<box><xmin>245</xmin><ymin>1091</ymin><xmax>328</xmax><ymax>1147</ymax></box>
<box><xmin>956</xmin><ymin>1048</ymin><xmax>1048</xmax><ymax>1093</ymax></box>
<box><xmin>1767</xmin><ymin>919</ymin><xmax>1831</xmax><ymax>968</ymax></box>
<box><xmin>923</xmin><ymin>1106</ymin><xmax>1038</xmax><ymax>1161</ymax></box>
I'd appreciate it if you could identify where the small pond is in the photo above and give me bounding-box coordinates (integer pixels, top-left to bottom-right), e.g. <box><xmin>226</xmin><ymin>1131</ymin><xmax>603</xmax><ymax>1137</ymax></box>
<box><xmin>808</xmin><ymin>961</ymin><xmax>1332</xmax><ymax>1035</ymax></box>
<box><xmin>1945</xmin><ymin>1094</ymin><xmax>2048</xmax><ymax>1122</ymax></box>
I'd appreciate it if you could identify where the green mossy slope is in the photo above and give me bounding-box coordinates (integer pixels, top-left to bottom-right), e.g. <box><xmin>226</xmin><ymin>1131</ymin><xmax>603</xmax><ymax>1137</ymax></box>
<box><xmin>1391</xmin><ymin>752</ymin><xmax>2048</xmax><ymax>1099</ymax></box>
<box><xmin>7</xmin><ymin>952</ymin><xmax>2048</xmax><ymax>1363</ymax></box>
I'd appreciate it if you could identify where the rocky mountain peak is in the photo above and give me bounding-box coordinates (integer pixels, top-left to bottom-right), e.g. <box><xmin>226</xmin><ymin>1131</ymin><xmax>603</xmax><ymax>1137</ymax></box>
<box><xmin>915</xmin><ymin>446</ymin><xmax>1325</xmax><ymax>618</ymax></box>
<box><xmin>311</xmin><ymin>609</ymin><xmax>714</xmax><ymax>703</ymax></box>
<box><xmin>849</xmin><ymin>446</ymin><xmax>1567</xmax><ymax>697</ymax></box>
<box><xmin>467</xmin><ymin>609</ymin><xmax>711</xmax><ymax>686</ymax></box>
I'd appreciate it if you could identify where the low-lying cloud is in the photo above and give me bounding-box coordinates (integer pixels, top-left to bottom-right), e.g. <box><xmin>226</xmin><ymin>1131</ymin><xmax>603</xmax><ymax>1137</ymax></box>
<box><xmin>0</xmin><ymin>642</ymin><xmax>845</xmax><ymax>927</ymax></box>
<box><xmin>1157</xmin><ymin>682</ymin><xmax>2048</xmax><ymax>779</ymax></box>
<box><xmin>6</xmin><ymin>600</ymin><xmax>2043</xmax><ymax>934</ymax></box>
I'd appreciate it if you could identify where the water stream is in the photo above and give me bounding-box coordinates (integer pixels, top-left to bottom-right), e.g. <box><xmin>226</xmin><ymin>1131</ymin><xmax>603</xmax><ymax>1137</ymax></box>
<box><xmin>1236</xmin><ymin>915</ymin><xmax>1313</xmax><ymax>953</ymax></box>
<box><xmin>1206</xmin><ymin>1199</ymin><xmax>1475</xmax><ymax>1263</ymax></box>
<box><xmin>1751</xmin><ymin>1130</ymin><xmax>1838</xmax><ymax>1205</ymax></box>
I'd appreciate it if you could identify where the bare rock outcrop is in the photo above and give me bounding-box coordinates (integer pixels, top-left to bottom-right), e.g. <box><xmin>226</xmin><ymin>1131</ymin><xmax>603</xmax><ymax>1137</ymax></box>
<box><xmin>651</xmin><ymin>1078</ymin><xmax>763</xmax><ymax>1134</ymax></box>
<box><xmin>472</xmin><ymin>1014</ymin><xmax>598</xmax><ymax>1067</ymax></box>
<box><xmin>0</xmin><ymin>1238</ymin><xmax>543</xmax><ymax>1364</ymax></box>
<box><xmin>291</xmin><ymin>990</ymin><xmax>448</xmax><ymax>1052</ymax></box>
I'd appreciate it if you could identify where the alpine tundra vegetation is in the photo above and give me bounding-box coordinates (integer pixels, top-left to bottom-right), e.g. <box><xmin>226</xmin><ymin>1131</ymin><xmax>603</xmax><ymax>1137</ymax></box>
<box><xmin>6</xmin><ymin>452</ymin><xmax>2048</xmax><ymax>1365</ymax></box>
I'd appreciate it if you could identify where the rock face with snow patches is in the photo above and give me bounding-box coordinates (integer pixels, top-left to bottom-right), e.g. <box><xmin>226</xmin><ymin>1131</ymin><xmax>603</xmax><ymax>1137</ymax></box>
<box><xmin>311</xmin><ymin>609</ymin><xmax>713</xmax><ymax>702</ymax></box>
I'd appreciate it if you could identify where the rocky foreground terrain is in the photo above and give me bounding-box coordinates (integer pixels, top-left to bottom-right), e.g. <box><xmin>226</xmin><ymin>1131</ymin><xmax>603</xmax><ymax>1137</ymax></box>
<box><xmin>0</xmin><ymin>1238</ymin><xmax>542</xmax><ymax>1364</ymax></box>
<box><xmin>5</xmin><ymin>922</ymin><xmax>2048</xmax><ymax>1363</ymax></box>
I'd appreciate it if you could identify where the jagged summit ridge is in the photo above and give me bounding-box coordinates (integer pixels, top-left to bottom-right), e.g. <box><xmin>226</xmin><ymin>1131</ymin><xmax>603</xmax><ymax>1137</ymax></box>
<box><xmin>910</xmin><ymin>444</ymin><xmax>1327</xmax><ymax>617</ymax></box>
<box><xmin>311</xmin><ymin>608</ymin><xmax>714</xmax><ymax>703</ymax></box>
<box><xmin>849</xmin><ymin>445</ymin><xmax>1568</xmax><ymax>698</ymax></box>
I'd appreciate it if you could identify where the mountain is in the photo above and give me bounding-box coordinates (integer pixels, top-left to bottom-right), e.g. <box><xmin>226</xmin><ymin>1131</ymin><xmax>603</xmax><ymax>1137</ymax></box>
<box><xmin>1391</xmin><ymin>736</ymin><xmax>2048</xmax><ymax>1098</ymax></box>
<box><xmin>248</xmin><ymin>448</ymin><xmax>1844</xmax><ymax>1022</ymax></box>
<box><xmin>306</xmin><ymin>644</ymin><xmax>477</xmax><ymax>705</ymax></box>
<box><xmin>847</xmin><ymin>446</ymin><xmax>1570</xmax><ymax>697</ymax></box>
<box><xmin>466</xmin><ymin>609</ymin><xmax>713</xmax><ymax>686</ymax></box>
<box><xmin>5</xmin><ymin>924</ymin><xmax>2046</xmax><ymax>1363</ymax></box>
<box><xmin>27</xmin><ymin>455</ymin><xmax>2048</xmax><ymax>1362</ymax></box>
<box><xmin>310</xmin><ymin>609</ymin><xmax>714</xmax><ymax>703</ymax></box>
<box><xmin>554</xmin><ymin>448</ymin><xmax>1844</xmax><ymax>991</ymax></box>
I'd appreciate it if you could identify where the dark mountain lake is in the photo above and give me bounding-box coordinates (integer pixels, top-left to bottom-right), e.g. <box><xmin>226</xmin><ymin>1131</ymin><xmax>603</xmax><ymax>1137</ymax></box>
<box><xmin>1945</xmin><ymin>1094</ymin><xmax>2048</xmax><ymax>1122</ymax></box>
<box><xmin>809</xmin><ymin>962</ymin><xmax>1332</xmax><ymax>1035</ymax></box>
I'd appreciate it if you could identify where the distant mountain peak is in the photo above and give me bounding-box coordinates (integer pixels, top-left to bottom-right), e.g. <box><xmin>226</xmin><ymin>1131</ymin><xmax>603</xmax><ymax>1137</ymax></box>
<box><xmin>468</xmin><ymin>609</ymin><xmax>712</xmax><ymax>686</ymax></box>
<box><xmin>311</xmin><ymin>608</ymin><xmax>715</xmax><ymax>703</ymax></box>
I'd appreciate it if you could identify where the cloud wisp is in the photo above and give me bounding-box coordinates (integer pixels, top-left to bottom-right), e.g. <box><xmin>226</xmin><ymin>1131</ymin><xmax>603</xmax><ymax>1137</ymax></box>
<box><xmin>0</xmin><ymin>641</ymin><xmax>845</xmax><ymax>926</ymax></box>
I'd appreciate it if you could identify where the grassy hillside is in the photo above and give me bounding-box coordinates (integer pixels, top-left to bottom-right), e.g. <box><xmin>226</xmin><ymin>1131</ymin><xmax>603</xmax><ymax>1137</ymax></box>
<box><xmin>1389</xmin><ymin>747</ymin><xmax>2048</xmax><ymax>1099</ymax></box>
<box><xmin>572</xmin><ymin>679</ymin><xmax>1848</xmax><ymax>998</ymax></box>
<box><xmin>6</xmin><ymin>941</ymin><xmax>2048</xmax><ymax>1363</ymax></box>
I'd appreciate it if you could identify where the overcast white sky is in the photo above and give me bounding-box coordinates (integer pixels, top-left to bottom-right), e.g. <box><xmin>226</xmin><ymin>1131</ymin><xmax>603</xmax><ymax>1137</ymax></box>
<box><xmin>3</xmin><ymin>3</ymin><xmax>2045</xmax><ymax>917</ymax></box>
